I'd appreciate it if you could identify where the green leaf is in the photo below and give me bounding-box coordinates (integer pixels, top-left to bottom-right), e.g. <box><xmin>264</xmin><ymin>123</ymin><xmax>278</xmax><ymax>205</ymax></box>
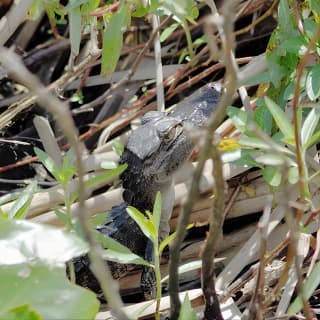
<box><xmin>0</xmin><ymin>264</ymin><xmax>99</xmax><ymax>320</ymax></box>
<box><xmin>288</xmin><ymin>166</ymin><xmax>299</xmax><ymax>184</ymax></box>
<box><xmin>64</xmin><ymin>0</ymin><xmax>92</xmax><ymax>10</ymax></box>
<box><xmin>94</xmin><ymin>231</ymin><xmax>131</xmax><ymax>253</ymax></box>
<box><xmin>162</xmin><ymin>260</ymin><xmax>202</xmax><ymax>283</ymax></box>
<box><xmin>102</xmin><ymin>249</ymin><xmax>152</xmax><ymax>267</ymax></box>
<box><xmin>127</xmin><ymin>206</ymin><xmax>157</xmax><ymax>242</ymax></box>
<box><xmin>159</xmin><ymin>232</ymin><xmax>176</xmax><ymax>255</ymax></box>
<box><xmin>226</xmin><ymin>107</ymin><xmax>249</xmax><ymax>133</ymax></box>
<box><xmin>231</xmin><ymin>149</ymin><xmax>262</xmax><ymax>169</ymax></box>
<box><xmin>253</xmin><ymin>105</ymin><xmax>272</xmax><ymax>134</ymax></box>
<box><xmin>90</xmin><ymin>212</ymin><xmax>108</xmax><ymax>227</ymax></box>
<box><xmin>152</xmin><ymin>192</ymin><xmax>162</xmax><ymax>231</ymax></box>
<box><xmin>306</xmin><ymin>64</ymin><xmax>320</xmax><ymax>101</ymax></box>
<box><xmin>100</xmin><ymin>161</ymin><xmax>118</xmax><ymax>169</ymax></box>
<box><xmin>0</xmin><ymin>218</ymin><xmax>88</xmax><ymax>265</ymax></box>
<box><xmin>160</xmin><ymin>22</ymin><xmax>179</xmax><ymax>42</ymax></box>
<box><xmin>69</xmin><ymin>6</ymin><xmax>81</xmax><ymax>56</ymax></box>
<box><xmin>0</xmin><ymin>191</ymin><xmax>21</xmax><ymax>206</ymax></box>
<box><xmin>53</xmin><ymin>206</ymin><xmax>72</xmax><ymax>227</ymax></box>
<box><xmin>239</xmin><ymin>136</ymin><xmax>294</xmax><ymax>156</ymax></box>
<box><xmin>8</xmin><ymin>181</ymin><xmax>37</xmax><ymax>219</ymax></box>
<box><xmin>159</xmin><ymin>224</ymin><xmax>193</xmax><ymax>255</ymax></box>
<box><xmin>28</xmin><ymin>0</ymin><xmax>44</xmax><ymax>20</ymax></box>
<box><xmin>85</xmin><ymin>164</ymin><xmax>127</xmax><ymax>189</ymax></box>
<box><xmin>264</xmin><ymin>96</ymin><xmax>294</xmax><ymax>141</ymax></box>
<box><xmin>288</xmin><ymin>261</ymin><xmax>320</xmax><ymax>315</ymax></box>
<box><xmin>34</xmin><ymin>147</ymin><xmax>61</xmax><ymax>182</ymax></box>
<box><xmin>303</xmin><ymin>129</ymin><xmax>320</xmax><ymax>150</ymax></box>
<box><xmin>1</xmin><ymin>304</ymin><xmax>41</xmax><ymax>320</ymax></box>
<box><xmin>178</xmin><ymin>293</ymin><xmax>196</xmax><ymax>320</ymax></box>
<box><xmin>266</xmin><ymin>48</ymin><xmax>286</xmax><ymax>87</ymax></box>
<box><xmin>301</xmin><ymin>108</ymin><xmax>320</xmax><ymax>147</ymax></box>
<box><xmin>101</xmin><ymin>5</ymin><xmax>130</xmax><ymax>74</ymax></box>
<box><xmin>256</xmin><ymin>153</ymin><xmax>296</xmax><ymax>167</ymax></box>
<box><xmin>282</xmin><ymin>36</ymin><xmax>308</xmax><ymax>55</ymax></box>
<box><xmin>278</xmin><ymin>0</ymin><xmax>292</xmax><ymax>33</ymax></box>
<box><xmin>112</xmin><ymin>139</ymin><xmax>124</xmax><ymax>156</ymax></box>
<box><xmin>244</xmin><ymin>71</ymin><xmax>270</xmax><ymax>86</ymax></box>
<box><xmin>256</xmin><ymin>154</ymin><xmax>285</xmax><ymax>166</ymax></box>
<box><xmin>310</xmin><ymin>0</ymin><xmax>320</xmax><ymax>16</ymax></box>
<box><xmin>262</xmin><ymin>166</ymin><xmax>282</xmax><ymax>187</ymax></box>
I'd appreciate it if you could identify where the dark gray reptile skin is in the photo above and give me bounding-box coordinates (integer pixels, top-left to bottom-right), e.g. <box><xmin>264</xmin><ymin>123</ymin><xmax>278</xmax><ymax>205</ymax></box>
<box><xmin>72</xmin><ymin>83</ymin><xmax>222</xmax><ymax>298</ymax></box>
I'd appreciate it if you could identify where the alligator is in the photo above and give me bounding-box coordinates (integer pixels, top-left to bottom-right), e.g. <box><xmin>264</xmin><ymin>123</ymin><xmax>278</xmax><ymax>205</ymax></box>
<box><xmin>73</xmin><ymin>83</ymin><xmax>222</xmax><ymax>299</ymax></box>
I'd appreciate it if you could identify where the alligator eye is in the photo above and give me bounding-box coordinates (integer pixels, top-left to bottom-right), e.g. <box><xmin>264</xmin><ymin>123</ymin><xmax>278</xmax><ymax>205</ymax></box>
<box><xmin>163</xmin><ymin>124</ymin><xmax>182</xmax><ymax>142</ymax></box>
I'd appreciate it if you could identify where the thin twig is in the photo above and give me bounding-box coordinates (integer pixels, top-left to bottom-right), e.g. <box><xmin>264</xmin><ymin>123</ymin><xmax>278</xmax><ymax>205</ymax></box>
<box><xmin>168</xmin><ymin>1</ymin><xmax>239</xmax><ymax>318</ymax></box>
<box><xmin>246</xmin><ymin>197</ymin><xmax>272</xmax><ymax>320</ymax></box>
<box><xmin>292</xmin><ymin>25</ymin><xmax>320</xmax><ymax>200</ymax></box>
<box><xmin>201</xmin><ymin>142</ymin><xmax>225</xmax><ymax>320</ymax></box>
<box><xmin>152</xmin><ymin>14</ymin><xmax>165</xmax><ymax>112</ymax></box>
<box><xmin>76</xmin><ymin>15</ymin><xmax>171</xmax><ymax>113</ymax></box>
<box><xmin>0</xmin><ymin>48</ymin><xmax>129</xmax><ymax>320</ymax></box>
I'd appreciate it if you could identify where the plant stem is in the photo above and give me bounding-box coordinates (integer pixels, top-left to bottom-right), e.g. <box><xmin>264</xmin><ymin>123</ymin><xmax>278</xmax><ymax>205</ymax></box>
<box><xmin>154</xmin><ymin>245</ymin><xmax>162</xmax><ymax>320</ymax></box>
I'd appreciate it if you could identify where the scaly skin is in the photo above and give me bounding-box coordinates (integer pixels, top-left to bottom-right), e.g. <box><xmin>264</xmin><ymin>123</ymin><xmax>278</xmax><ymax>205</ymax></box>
<box><xmin>73</xmin><ymin>83</ymin><xmax>222</xmax><ymax>298</ymax></box>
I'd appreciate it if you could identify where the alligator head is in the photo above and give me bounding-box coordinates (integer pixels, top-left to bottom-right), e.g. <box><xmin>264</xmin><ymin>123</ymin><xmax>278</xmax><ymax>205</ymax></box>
<box><xmin>120</xmin><ymin>82</ymin><xmax>222</xmax><ymax>212</ymax></box>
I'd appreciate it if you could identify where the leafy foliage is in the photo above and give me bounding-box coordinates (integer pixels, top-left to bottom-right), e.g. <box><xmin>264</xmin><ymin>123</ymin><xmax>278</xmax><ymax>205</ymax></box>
<box><xmin>0</xmin><ymin>219</ymin><xmax>98</xmax><ymax>320</ymax></box>
<box><xmin>29</xmin><ymin>0</ymin><xmax>199</xmax><ymax>73</ymax></box>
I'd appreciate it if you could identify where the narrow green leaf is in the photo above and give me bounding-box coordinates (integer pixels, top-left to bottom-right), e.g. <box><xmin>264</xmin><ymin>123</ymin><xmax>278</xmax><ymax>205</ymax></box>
<box><xmin>226</xmin><ymin>107</ymin><xmax>249</xmax><ymax>134</ymax></box>
<box><xmin>101</xmin><ymin>5</ymin><xmax>130</xmax><ymax>74</ymax></box>
<box><xmin>112</xmin><ymin>139</ymin><xmax>124</xmax><ymax>156</ymax></box>
<box><xmin>306</xmin><ymin>64</ymin><xmax>320</xmax><ymax>101</ymax></box>
<box><xmin>278</xmin><ymin>0</ymin><xmax>291</xmax><ymax>33</ymax></box>
<box><xmin>244</xmin><ymin>71</ymin><xmax>270</xmax><ymax>86</ymax></box>
<box><xmin>303</xmin><ymin>129</ymin><xmax>320</xmax><ymax>151</ymax></box>
<box><xmin>64</xmin><ymin>0</ymin><xmax>92</xmax><ymax>10</ymax></box>
<box><xmin>256</xmin><ymin>154</ymin><xmax>285</xmax><ymax>166</ymax></box>
<box><xmin>282</xmin><ymin>36</ymin><xmax>308</xmax><ymax>55</ymax></box>
<box><xmin>160</xmin><ymin>22</ymin><xmax>179</xmax><ymax>42</ymax></box>
<box><xmin>239</xmin><ymin>136</ymin><xmax>294</xmax><ymax>156</ymax></box>
<box><xmin>178</xmin><ymin>293</ymin><xmax>196</xmax><ymax>320</ymax></box>
<box><xmin>9</xmin><ymin>181</ymin><xmax>37</xmax><ymax>219</ymax></box>
<box><xmin>90</xmin><ymin>212</ymin><xmax>108</xmax><ymax>227</ymax></box>
<box><xmin>0</xmin><ymin>191</ymin><xmax>21</xmax><ymax>206</ymax></box>
<box><xmin>310</xmin><ymin>0</ymin><xmax>320</xmax><ymax>17</ymax></box>
<box><xmin>255</xmin><ymin>153</ymin><xmax>296</xmax><ymax>167</ymax></box>
<box><xmin>301</xmin><ymin>108</ymin><xmax>320</xmax><ymax>147</ymax></box>
<box><xmin>85</xmin><ymin>164</ymin><xmax>127</xmax><ymax>189</ymax></box>
<box><xmin>127</xmin><ymin>206</ymin><xmax>156</xmax><ymax>242</ymax></box>
<box><xmin>231</xmin><ymin>150</ymin><xmax>262</xmax><ymax>169</ymax></box>
<box><xmin>159</xmin><ymin>232</ymin><xmax>176</xmax><ymax>255</ymax></box>
<box><xmin>264</xmin><ymin>96</ymin><xmax>294</xmax><ymax>141</ymax></box>
<box><xmin>262</xmin><ymin>166</ymin><xmax>282</xmax><ymax>187</ymax></box>
<box><xmin>288</xmin><ymin>166</ymin><xmax>299</xmax><ymax>184</ymax></box>
<box><xmin>34</xmin><ymin>147</ymin><xmax>61</xmax><ymax>182</ymax></box>
<box><xmin>100</xmin><ymin>161</ymin><xmax>118</xmax><ymax>169</ymax></box>
<box><xmin>153</xmin><ymin>192</ymin><xmax>162</xmax><ymax>231</ymax></box>
<box><xmin>102</xmin><ymin>249</ymin><xmax>152</xmax><ymax>267</ymax></box>
<box><xmin>253</xmin><ymin>105</ymin><xmax>272</xmax><ymax>134</ymax></box>
<box><xmin>162</xmin><ymin>260</ymin><xmax>202</xmax><ymax>283</ymax></box>
<box><xmin>159</xmin><ymin>224</ymin><xmax>193</xmax><ymax>255</ymax></box>
<box><xmin>288</xmin><ymin>261</ymin><xmax>320</xmax><ymax>315</ymax></box>
<box><xmin>69</xmin><ymin>6</ymin><xmax>81</xmax><ymax>56</ymax></box>
<box><xmin>94</xmin><ymin>231</ymin><xmax>131</xmax><ymax>254</ymax></box>
<box><xmin>161</xmin><ymin>257</ymin><xmax>224</xmax><ymax>283</ymax></box>
<box><xmin>53</xmin><ymin>206</ymin><xmax>72</xmax><ymax>227</ymax></box>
